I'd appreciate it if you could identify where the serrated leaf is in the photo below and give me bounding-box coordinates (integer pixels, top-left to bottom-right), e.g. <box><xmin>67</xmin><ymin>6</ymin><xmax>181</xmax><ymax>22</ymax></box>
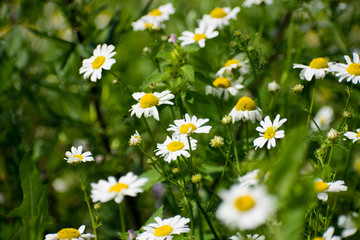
<box><xmin>139</xmin><ymin>169</ymin><xmax>163</xmax><ymax>191</ymax></box>
<box><xmin>179</xmin><ymin>64</ymin><xmax>195</xmax><ymax>83</ymax></box>
<box><xmin>140</xmin><ymin>71</ymin><xmax>170</xmax><ymax>90</ymax></box>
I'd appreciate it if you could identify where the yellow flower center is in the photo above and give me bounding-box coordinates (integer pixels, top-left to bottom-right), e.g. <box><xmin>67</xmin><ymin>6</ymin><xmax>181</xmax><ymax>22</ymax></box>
<box><xmin>73</xmin><ymin>154</ymin><xmax>83</xmax><ymax>160</ymax></box>
<box><xmin>193</xmin><ymin>33</ymin><xmax>207</xmax><ymax>42</ymax></box>
<box><xmin>180</xmin><ymin>123</ymin><xmax>197</xmax><ymax>135</ymax></box>
<box><xmin>314</xmin><ymin>181</ymin><xmax>329</xmax><ymax>192</ymax></box>
<box><xmin>213</xmin><ymin>77</ymin><xmax>231</xmax><ymax>88</ymax></box>
<box><xmin>235</xmin><ymin>97</ymin><xmax>256</xmax><ymax>111</ymax></box>
<box><xmin>144</xmin><ymin>22</ymin><xmax>154</xmax><ymax>29</ymax></box>
<box><xmin>264</xmin><ymin>126</ymin><xmax>277</xmax><ymax>140</ymax></box>
<box><xmin>167</xmin><ymin>141</ymin><xmax>185</xmax><ymax>152</ymax></box>
<box><xmin>154</xmin><ymin>225</ymin><xmax>173</xmax><ymax>237</ymax></box>
<box><xmin>225</xmin><ymin>59</ymin><xmax>240</xmax><ymax>67</ymax></box>
<box><xmin>92</xmin><ymin>56</ymin><xmax>106</xmax><ymax>69</ymax></box>
<box><xmin>149</xmin><ymin>8</ymin><xmax>162</xmax><ymax>16</ymax></box>
<box><xmin>309</xmin><ymin>57</ymin><xmax>328</xmax><ymax>69</ymax></box>
<box><xmin>234</xmin><ymin>195</ymin><xmax>256</xmax><ymax>212</ymax></box>
<box><xmin>109</xmin><ymin>183</ymin><xmax>129</xmax><ymax>193</ymax></box>
<box><xmin>139</xmin><ymin>94</ymin><xmax>159</xmax><ymax>108</ymax></box>
<box><xmin>346</xmin><ymin>63</ymin><xmax>360</xmax><ymax>76</ymax></box>
<box><xmin>313</xmin><ymin>238</ymin><xmax>325</xmax><ymax>240</ymax></box>
<box><xmin>356</xmin><ymin>131</ymin><xmax>360</xmax><ymax>138</ymax></box>
<box><xmin>210</xmin><ymin>8</ymin><xmax>227</xmax><ymax>18</ymax></box>
<box><xmin>57</xmin><ymin>228</ymin><xmax>81</xmax><ymax>239</ymax></box>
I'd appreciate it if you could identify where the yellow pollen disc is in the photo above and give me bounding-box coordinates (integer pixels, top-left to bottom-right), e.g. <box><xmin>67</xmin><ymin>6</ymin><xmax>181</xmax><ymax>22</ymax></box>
<box><xmin>73</xmin><ymin>154</ymin><xmax>83</xmax><ymax>160</ymax></box>
<box><xmin>154</xmin><ymin>225</ymin><xmax>173</xmax><ymax>237</ymax></box>
<box><xmin>167</xmin><ymin>141</ymin><xmax>185</xmax><ymax>152</ymax></box>
<box><xmin>144</xmin><ymin>22</ymin><xmax>152</xmax><ymax>29</ymax></box>
<box><xmin>234</xmin><ymin>195</ymin><xmax>256</xmax><ymax>212</ymax></box>
<box><xmin>109</xmin><ymin>183</ymin><xmax>129</xmax><ymax>193</ymax></box>
<box><xmin>210</xmin><ymin>8</ymin><xmax>227</xmax><ymax>18</ymax></box>
<box><xmin>235</xmin><ymin>97</ymin><xmax>256</xmax><ymax>111</ymax></box>
<box><xmin>139</xmin><ymin>94</ymin><xmax>159</xmax><ymax>108</ymax></box>
<box><xmin>180</xmin><ymin>123</ymin><xmax>197</xmax><ymax>134</ymax></box>
<box><xmin>225</xmin><ymin>59</ymin><xmax>240</xmax><ymax>67</ymax></box>
<box><xmin>92</xmin><ymin>56</ymin><xmax>106</xmax><ymax>69</ymax></box>
<box><xmin>314</xmin><ymin>181</ymin><xmax>329</xmax><ymax>192</ymax></box>
<box><xmin>313</xmin><ymin>238</ymin><xmax>325</xmax><ymax>240</ymax></box>
<box><xmin>346</xmin><ymin>63</ymin><xmax>360</xmax><ymax>76</ymax></box>
<box><xmin>356</xmin><ymin>131</ymin><xmax>360</xmax><ymax>138</ymax></box>
<box><xmin>309</xmin><ymin>57</ymin><xmax>328</xmax><ymax>69</ymax></box>
<box><xmin>193</xmin><ymin>33</ymin><xmax>207</xmax><ymax>42</ymax></box>
<box><xmin>213</xmin><ymin>77</ymin><xmax>231</xmax><ymax>88</ymax></box>
<box><xmin>264</xmin><ymin>126</ymin><xmax>276</xmax><ymax>140</ymax></box>
<box><xmin>149</xmin><ymin>8</ymin><xmax>162</xmax><ymax>16</ymax></box>
<box><xmin>57</xmin><ymin>228</ymin><xmax>81</xmax><ymax>239</ymax></box>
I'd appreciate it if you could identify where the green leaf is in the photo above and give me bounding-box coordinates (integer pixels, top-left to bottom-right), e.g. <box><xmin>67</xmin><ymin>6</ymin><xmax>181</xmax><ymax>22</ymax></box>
<box><xmin>143</xmin><ymin>205</ymin><xmax>164</xmax><ymax>227</ymax></box>
<box><xmin>139</xmin><ymin>169</ymin><xmax>163</xmax><ymax>191</ymax></box>
<box><xmin>183</xmin><ymin>44</ymin><xmax>200</xmax><ymax>53</ymax></box>
<box><xmin>140</xmin><ymin>71</ymin><xmax>170</xmax><ymax>90</ymax></box>
<box><xmin>179</xmin><ymin>64</ymin><xmax>195</xmax><ymax>83</ymax></box>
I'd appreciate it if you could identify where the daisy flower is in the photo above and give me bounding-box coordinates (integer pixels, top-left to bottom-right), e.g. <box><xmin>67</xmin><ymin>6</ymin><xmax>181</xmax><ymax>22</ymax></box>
<box><xmin>131</xmin><ymin>17</ymin><xmax>163</xmax><ymax>31</ymax></box>
<box><xmin>205</xmin><ymin>77</ymin><xmax>244</xmax><ymax>100</ymax></box>
<box><xmin>315</xmin><ymin>226</ymin><xmax>341</xmax><ymax>240</ymax></box>
<box><xmin>129</xmin><ymin>130</ymin><xmax>142</xmax><ymax>146</ymax></box>
<box><xmin>178</xmin><ymin>22</ymin><xmax>219</xmax><ymax>48</ymax></box>
<box><xmin>143</xmin><ymin>3</ymin><xmax>175</xmax><ymax>25</ymax></box>
<box><xmin>229</xmin><ymin>233</ymin><xmax>265</xmax><ymax>240</ymax></box>
<box><xmin>64</xmin><ymin>146</ymin><xmax>94</xmax><ymax>164</ymax></box>
<box><xmin>167</xmin><ymin>113</ymin><xmax>212</xmax><ymax>136</ymax></box>
<box><xmin>210</xmin><ymin>136</ymin><xmax>224</xmax><ymax>148</ymax></box>
<box><xmin>216</xmin><ymin>184</ymin><xmax>276</xmax><ymax>230</ymax></box>
<box><xmin>91</xmin><ymin>172</ymin><xmax>148</xmax><ymax>204</ymax></box>
<box><xmin>130</xmin><ymin>90</ymin><xmax>175</xmax><ymax>121</ymax></box>
<box><xmin>331</xmin><ymin>52</ymin><xmax>360</xmax><ymax>84</ymax></box>
<box><xmin>79</xmin><ymin>44</ymin><xmax>116</xmax><ymax>82</ymax></box>
<box><xmin>314</xmin><ymin>178</ymin><xmax>347</xmax><ymax>202</ymax></box>
<box><xmin>229</xmin><ymin>96</ymin><xmax>262</xmax><ymax>123</ymax></box>
<box><xmin>238</xmin><ymin>169</ymin><xmax>260</xmax><ymax>188</ymax></box>
<box><xmin>311</xmin><ymin>106</ymin><xmax>334</xmax><ymax>131</ymax></box>
<box><xmin>45</xmin><ymin>225</ymin><xmax>95</xmax><ymax>240</ymax></box>
<box><xmin>338</xmin><ymin>213</ymin><xmax>358</xmax><ymax>238</ymax></box>
<box><xmin>155</xmin><ymin>135</ymin><xmax>197</xmax><ymax>163</ymax></box>
<box><xmin>199</xmin><ymin>7</ymin><xmax>240</xmax><ymax>29</ymax></box>
<box><xmin>216</xmin><ymin>59</ymin><xmax>249</xmax><ymax>77</ymax></box>
<box><xmin>243</xmin><ymin>0</ymin><xmax>273</xmax><ymax>7</ymax></box>
<box><xmin>137</xmin><ymin>215</ymin><xmax>190</xmax><ymax>240</ymax></box>
<box><xmin>253</xmin><ymin>114</ymin><xmax>287</xmax><ymax>150</ymax></box>
<box><xmin>293</xmin><ymin>57</ymin><xmax>331</xmax><ymax>81</ymax></box>
<box><xmin>344</xmin><ymin>129</ymin><xmax>360</xmax><ymax>143</ymax></box>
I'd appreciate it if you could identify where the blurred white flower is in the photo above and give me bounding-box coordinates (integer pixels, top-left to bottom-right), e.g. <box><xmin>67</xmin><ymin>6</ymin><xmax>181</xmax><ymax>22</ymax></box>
<box><xmin>311</xmin><ymin>106</ymin><xmax>334</xmax><ymax>131</ymax></box>
<box><xmin>216</xmin><ymin>59</ymin><xmax>249</xmax><ymax>77</ymax></box>
<box><xmin>338</xmin><ymin>213</ymin><xmax>358</xmax><ymax>238</ymax></box>
<box><xmin>267</xmin><ymin>81</ymin><xmax>280</xmax><ymax>92</ymax></box>
<box><xmin>243</xmin><ymin>0</ymin><xmax>273</xmax><ymax>7</ymax></box>
<box><xmin>210</xmin><ymin>136</ymin><xmax>224</xmax><ymax>148</ymax></box>
<box><xmin>199</xmin><ymin>7</ymin><xmax>240</xmax><ymax>29</ymax></box>
<box><xmin>230</xmin><ymin>232</ymin><xmax>265</xmax><ymax>240</ymax></box>
<box><xmin>315</xmin><ymin>226</ymin><xmax>341</xmax><ymax>240</ymax></box>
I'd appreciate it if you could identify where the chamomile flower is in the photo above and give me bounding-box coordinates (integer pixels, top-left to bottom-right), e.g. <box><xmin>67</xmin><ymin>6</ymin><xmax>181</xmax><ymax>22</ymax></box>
<box><xmin>314</xmin><ymin>178</ymin><xmax>347</xmax><ymax>202</ymax></box>
<box><xmin>178</xmin><ymin>22</ymin><xmax>219</xmax><ymax>48</ymax></box>
<box><xmin>311</xmin><ymin>106</ymin><xmax>334</xmax><ymax>131</ymax></box>
<box><xmin>229</xmin><ymin>96</ymin><xmax>262</xmax><ymax>123</ymax></box>
<box><xmin>79</xmin><ymin>44</ymin><xmax>116</xmax><ymax>82</ymax></box>
<box><xmin>216</xmin><ymin>59</ymin><xmax>249</xmax><ymax>77</ymax></box>
<box><xmin>167</xmin><ymin>113</ymin><xmax>212</xmax><ymax>136</ymax></box>
<box><xmin>142</xmin><ymin>3</ymin><xmax>175</xmax><ymax>25</ymax></box>
<box><xmin>137</xmin><ymin>215</ymin><xmax>190</xmax><ymax>240</ymax></box>
<box><xmin>293</xmin><ymin>57</ymin><xmax>331</xmax><ymax>81</ymax></box>
<box><xmin>344</xmin><ymin>128</ymin><xmax>360</xmax><ymax>143</ymax></box>
<box><xmin>243</xmin><ymin>0</ymin><xmax>273</xmax><ymax>7</ymax></box>
<box><xmin>199</xmin><ymin>7</ymin><xmax>240</xmax><ymax>30</ymax></box>
<box><xmin>155</xmin><ymin>135</ymin><xmax>197</xmax><ymax>163</ymax></box>
<box><xmin>253</xmin><ymin>114</ymin><xmax>286</xmax><ymax>150</ymax></box>
<box><xmin>229</xmin><ymin>233</ymin><xmax>265</xmax><ymax>240</ymax></box>
<box><xmin>210</xmin><ymin>136</ymin><xmax>224</xmax><ymax>148</ymax></box>
<box><xmin>91</xmin><ymin>172</ymin><xmax>148</xmax><ymax>204</ymax></box>
<box><xmin>216</xmin><ymin>184</ymin><xmax>276</xmax><ymax>230</ymax></box>
<box><xmin>130</xmin><ymin>90</ymin><xmax>175</xmax><ymax>121</ymax></box>
<box><xmin>129</xmin><ymin>131</ymin><xmax>142</xmax><ymax>146</ymax></box>
<box><xmin>64</xmin><ymin>146</ymin><xmax>94</xmax><ymax>164</ymax></box>
<box><xmin>268</xmin><ymin>80</ymin><xmax>280</xmax><ymax>92</ymax></box>
<box><xmin>238</xmin><ymin>169</ymin><xmax>260</xmax><ymax>187</ymax></box>
<box><xmin>131</xmin><ymin>17</ymin><xmax>163</xmax><ymax>31</ymax></box>
<box><xmin>331</xmin><ymin>52</ymin><xmax>360</xmax><ymax>84</ymax></box>
<box><xmin>315</xmin><ymin>226</ymin><xmax>341</xmax><ymax>240</ymax></box>
<box><xmin>338</xmin><ymin>213</ymin><xmax>358</xmax><ymax>238</ymax></box>
<box><xmin>45</xmin><ymin>225</ymin><xmax>95</xmax><ymax>240</ymax></box>
<box><xmin>205</xmin><ymin>77</ymin><xmax>244</xmax><ymax>100</ymax></box>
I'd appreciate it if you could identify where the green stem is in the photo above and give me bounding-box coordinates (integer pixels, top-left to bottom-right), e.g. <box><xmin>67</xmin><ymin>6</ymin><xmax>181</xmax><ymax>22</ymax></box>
<box><xmin>337</xmin><ymin>85</ymin><xmax>353</xmax><ymax>131</ymax></box>
<box><xmin>119</xmin><ymin>202</ymin><xmax>126</xmax><ymax>240</ymax></box>
<box><xmin>327</xmin><ymin>143</ymin><xmax>334</xmax><ymax>166</ymax></box>
<box><xmin>138</xmin><ymin>145</ymin><xmax>154</xmax><ymax>160</ymax></box>
<box><xmin>195</xmin><ymin>195</ymin><xmax>219</xmax><ymax>240</ymax></box>
<box><xmin>110</xmin><ymin>71</ymin><xmax>132</xmax><ymax>94</ymax></box>
<box><xmin>245</xmin><ymin>50</ymin><xmax>261</xmax><ymax>107</ymax></box>
<box><xmin>304</xmin><ymin>80</ymin><xmax>317</xmax><ymax>137</ymax></box>
<box><xmin>143</xmin><ymin>117</ymin><xmax>156</xmax><ymax>148</ymax></box>
<box><xmin>230</xmin><ymin>124</ymin><xmax>240</xmax><ymax>171</ymax></box>
<box><xmin>245</xmin><ymin>122</ymin><xmax>250</xmax><ymax>153</ymax></box>
<box><xmin>343</xmin><ymin>143</ymin><xmax>353</xmax><ymax>179</ymax></box>
<box><xmin>187</xmin><ymin>136</ymin><xmax>193</xmax><ymax>175</ymax></box>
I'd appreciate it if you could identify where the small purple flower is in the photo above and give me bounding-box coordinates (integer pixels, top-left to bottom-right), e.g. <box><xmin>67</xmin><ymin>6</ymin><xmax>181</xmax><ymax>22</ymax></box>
<box><xmin>128</xmin><ymin>230</ymin><xmax>137</xmax><ymax>240</ymax></box>
<box><xmin>168</xmin><ymin>33</ymin><xmax>177</xmax><ymax>45</ymax></box>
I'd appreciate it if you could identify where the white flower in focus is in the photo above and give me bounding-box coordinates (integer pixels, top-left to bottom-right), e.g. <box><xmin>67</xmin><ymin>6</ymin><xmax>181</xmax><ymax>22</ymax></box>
<box><xmin>130</xmin><ymin>90</ymin><xmax>175</xmax><ymax>121</ymax></box>
<box><xmin>64</xmin><ymin>146</ymin><xmax>94</xmax><ymax>164</ymax></box>
<box><xmin>45</xmin><ymin>225</ymin><xmax>95</xmax><ymax>240</ymax></box>
<box><xmin>243</xmin><ymin>0</ymin><xmax>273</xmax><ymax>7</ymax></box>
<box><xmin>155</xmin><ymin>135</ymin><xmax>197</xmax><ymax>163</ymax></box>
<box><xmin>79</xmin><ymin>44</ymin><xmax>116</xmax><ymax>82</ymax></box>
<box><xmin>210</xmin><ymin>136</ymin><xmax>224</xmax><ymax>148</ymax></box>
<box><xmin>238</xmin><ymin>169</ymin><xmax>260</xmax><ymax>188</ymax></box>
<box><xmin>331</xmin><ymin>52</ymin><xmax>360</xmax><ymax>84</ymax></box>
<box><xmin>315</xmin><ymin>226</ymin><xmax>341</xmax><ymax>240</ymax></box>
<box><xmin>311</xmin><ymin>106</ymin><xmax>334</xmax><ymax>131</ymax></box>
<box><xmin>229</xmin><ymin>232</ymin><xmax>265</xmax><ymax>240</ymax></box>
<box><xmin>199</xmin><ymin>7</ymin><xmax>240</xmax><ymax>29</ymax></box>
<box><xmin>167</xmin><ymin>113</ymin><xmax>212</xmax><ymax>136</ymax></box>
<box><xmin>205</xmin><ymin>77</ymin><xmax>244</xmax><ymax>100</ymax></box>
<box><xmin>229</xmin><ymin>96</ymin><xmax>262</xmax><ymax>123</ymax></box>
<box><xmin>314</xmin><ymin>178</ymin><xmax>347</xmax><ymax>202</ymax></box>
<box><xmin>216</xmin><ymin>184</ymin><xmax>276</xmax><ymax>230</ymax></box>
<box><xmin>91</xmin><ymin>172</ymin><xmax>148</xmax><ymax>203</ymax></box>
<box><xmin>338</xmin><ymin>213</ymin><xmax>358</xmax><ymax>238</ymax></box>
<box><xmin>137</xmin><ymin>215</ymin><xmax>190</xmax><ymax>240</ymax></box>
<box><xmin>129</xmin><ymin>131</ymin><xmax>142</xmax><ymax>146</ymax></box>
<box><xmin>293</xmin><ymin>57</ymin><xmax>331</xmax><ymax>81</ymax></box>
<box><xmin>178</xmin><ymin>22</ymin><xmax>219</xmax><ymax>48</ymax></box>
<box><xmin>253</xmin><ymin>114</ymin><xmax>287</xmax><ymax>150</ymax></box>
<box><xmin>344</xmin><ymin>128</ymin><xmax>360</xmax><ymax>143</ymax></box>
<box><xmin>216</xmin><ymin>59</ymin><xmax>249</xmax><ymax>77</ymax></box>
<box><xmin>267</xmin><ymin>81</ymin><xmax>280</xmax><ymax>92</ymax></box>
